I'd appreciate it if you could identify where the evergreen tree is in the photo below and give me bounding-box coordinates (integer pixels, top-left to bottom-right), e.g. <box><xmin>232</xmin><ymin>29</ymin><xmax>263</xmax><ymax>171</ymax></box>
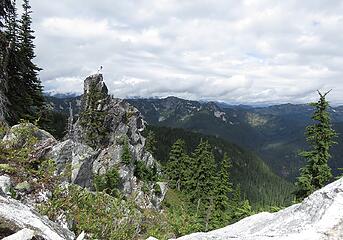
<box><xmin>17</xmin><ymin>0</ymin><xmax>44</xmax><ymax>121</ymax></box>
<box><xmin>2</xmin><ymin>0</ymin><xmax>43</xmax><ymax>124</ymax></box>
<box><xmin>0</xmin><ymin>0</ymin><xmax>13</xmax><ymax>26</ymax></box>
<box><xmin>145</xmin><ymin>130</ymin><xmax>157</xmax><ymax>154</ymax></box>
<box><xmin>179</xmin><ymin>153</ymin><xmax>193</xmax><ymax>192</ymax></box>
<box><xmin>190</xmin><ymin>140</ymin><xmax>217</xmax><ymax>230</ymax></box>
<box><xmin>121</xmin><ymin>138</ymin><xmax>132</xmax><ymax>165</ymax></box>
<box><xmin>166</xmin><ymin>139</ymin><xmax>186</xmax><ymax>190</ymax></box>
<box><xmin>235</xmin><ymin>199</ymin><xmax>253</xmax><ymax>219</ymax></box>
<box><xmin>209</xmin><ymin>153</ymin><xmax>234</xmax><ymax>230</ymax></box>
<box><xmin>0</xmin><ymin>0</ymin><xmax>14</xmax><ymax>122</ymax></box>
<box><xmin>214</xmin><ymin>153</ymin><xmax>233</xmax><ymax>211</ymax></box>
<box><xmin>191</xmin><ymin>140</ymin><xmax>216</xmax><ymax>202</ymax></box>
<box><xmin>3</xmin><ymin>1</ymin><xmax>22</xmax><ymax>123</ymax></box>
<box><xmin>295</xmin><ymin>90</ymin><xmax>337</xmax><ymax>201</ymax></box>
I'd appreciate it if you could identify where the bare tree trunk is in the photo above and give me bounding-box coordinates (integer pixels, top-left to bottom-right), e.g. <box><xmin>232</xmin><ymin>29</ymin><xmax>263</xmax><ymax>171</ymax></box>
<box><xmin>196</xmin><ymin>198</ymin><xmax>201</xmax><ymax>216</ymax></box>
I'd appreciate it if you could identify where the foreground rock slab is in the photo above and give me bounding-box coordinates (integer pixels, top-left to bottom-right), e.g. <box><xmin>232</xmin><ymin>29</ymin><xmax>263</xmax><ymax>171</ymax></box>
<box><xmin>175</xmin><ymin>177</ymin><xmax>343</xmax><ymax>240</ymax></box>
<box><xmin>0</xmin><ymin>195</ymin><xmax>75</xmax><ymax>240</ymax></box>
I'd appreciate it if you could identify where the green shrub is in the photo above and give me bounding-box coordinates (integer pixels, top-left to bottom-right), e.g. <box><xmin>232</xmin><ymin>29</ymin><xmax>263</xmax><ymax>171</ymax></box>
<box><xmin>162</xmin><ymin>189</ymin><xmax>203</xmax><ymax>236</ymax></box>
<box><xmin>154</xmin><ymin>183</ymin><xmax>162</xmax><ymax>196</ymax></box>
<box><xmin>134</xmin><ymin>161</ymin><xmax>157</xmax><ymax>182</ymax></box>
<box><xmin>0</xmin><ymin>163</ymin><xmax>15</xmax><ymax>174</ymax></box>
<box><xmin>140</xmin><ymin>209</ymin><xmax>173</xmax><ymax>240</ymax></box>
<box><xmin>0</xmin><ymin>121</ymin><xmax>58</xmax><ymax>191</ymax></box>
<box><xmin>142</xmin><ymin>182</ymin><xmax>149</xmax><ymax>193</ymax></box>
<box><xmin>121</xmin><ymin>139</ymin><xmax>132</xmax><ymax>165</ymax></box>
<box><xmin>0</xmin><ymin>122</ymin><xmax>9</xmax><ymax>138</ymax></box>
<box><xmin>94</xmin><ymin>166</ymin><xmax>120</xmax><ymax>196</ymax></box>
<box><xmin>39</xmin><ymin>185</ymin><xmax>141</xmax><ymax>240</ymax></box>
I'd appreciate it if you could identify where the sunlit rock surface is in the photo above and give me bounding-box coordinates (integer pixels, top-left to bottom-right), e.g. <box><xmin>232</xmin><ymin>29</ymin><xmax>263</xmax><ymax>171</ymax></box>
<box><xmin>0</xmin><ymin>195</ymin><xmax>75</xmax><ymax>240</ymax></box>
<box><xmin>174</xmin><ymin>177</ymin><xmax>343</xmax><ymax>240</ymax></box>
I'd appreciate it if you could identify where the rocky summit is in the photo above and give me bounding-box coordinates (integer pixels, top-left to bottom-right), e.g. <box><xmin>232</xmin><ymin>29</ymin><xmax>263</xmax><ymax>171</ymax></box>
<box><xmin>52</xmin><ymin>74</ymin><xmax>166</xmax><ymax>208</ymax></box>
<box><xmin>0</xmin><ymin>74</ymin><xmax>166</xmax><ymax>238</ymax></box>
<box><xmin>173</xmin><ymin>177</ymin><xmax>343</xmax><ymax>240</ymax></box>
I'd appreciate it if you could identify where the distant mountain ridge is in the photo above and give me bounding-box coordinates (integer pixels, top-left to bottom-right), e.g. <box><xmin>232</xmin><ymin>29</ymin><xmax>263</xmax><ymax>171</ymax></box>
<box><xmin>44</xmin><ymin>91</ymin><xmax>81</xmax><ymax>99</ymax></box>
<box><xmin>47</xmin><ymin>95</ymin><xmax>343</xmax><ymax>181</ymax></box>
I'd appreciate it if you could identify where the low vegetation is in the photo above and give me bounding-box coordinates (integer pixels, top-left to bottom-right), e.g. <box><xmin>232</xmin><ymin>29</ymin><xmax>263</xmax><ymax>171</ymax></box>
<box><xmin>0</xmin><ymin>122</ymin><xmax>58</xmax><ymax>194</ymax></box>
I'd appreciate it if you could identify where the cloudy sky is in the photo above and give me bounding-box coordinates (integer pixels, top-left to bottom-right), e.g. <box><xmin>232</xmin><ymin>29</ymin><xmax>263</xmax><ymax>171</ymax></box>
<box><xmin>26</xmin><ymin>0</ymin><xmax>343</xmax><ymax>105</ymax></box>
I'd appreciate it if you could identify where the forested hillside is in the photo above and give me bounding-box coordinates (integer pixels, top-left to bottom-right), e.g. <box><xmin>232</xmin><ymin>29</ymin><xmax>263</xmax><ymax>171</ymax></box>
<box><xmin>145</xmin><ymin>125</ymin><xmax>294</xmax><ymax>208</ymax></box>
<box><xmin>127</xmin><ymin>97</ymin><xmax>343</xmax><ymax>180</ymax></box>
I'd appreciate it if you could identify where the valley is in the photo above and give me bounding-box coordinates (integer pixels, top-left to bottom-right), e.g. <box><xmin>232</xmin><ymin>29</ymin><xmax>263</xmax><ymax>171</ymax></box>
<box><xmin>47</xmin><ymin>94</ymin><xmax>343</xmax><ymax>182</ymax></box>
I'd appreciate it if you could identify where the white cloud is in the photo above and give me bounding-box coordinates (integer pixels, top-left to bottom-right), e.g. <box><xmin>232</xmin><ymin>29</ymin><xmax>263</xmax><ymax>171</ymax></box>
<box><xmin>22</xmin><ymin>0</ymin><xmax>343</xmax><ymax>105</ymax></box>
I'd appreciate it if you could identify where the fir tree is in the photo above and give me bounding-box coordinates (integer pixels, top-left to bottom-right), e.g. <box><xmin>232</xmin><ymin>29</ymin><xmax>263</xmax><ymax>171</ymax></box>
<box><xmin>166</xmin><ymin>139</ymin><xmax>186</xmax><ymax>190</ymax></box>
<box><xmin>2</xmin><ymin>0</ymin><xmax>43</xmax><ymax>124</ymax></box>
<box><xmin>214</xmin><ymin>153</ymin><xmax>233</xmax><ymax>211</ymax></box>
<box><xmin>121</xmin><ymin>138</ymin><xmax>132</xmax><ymax>165</ymax></box>
<box><xmin>3</xmin><ymin>1</ymin><xmax>22</xmax><ymax>123</ymax></box>
<box><xmin>17</xmin><ymin>0</ymin><xmax>44</xmax><ymax>120</ymax></box>
<box><xmin>191</xmin><ymin>140</ymin><xmax>216</xmax><ymax>202</ymax></box>
<box><xmin>210</xmin><ymin>153</ymin><xmax>235</xmax><ymax>229</ymax></box>
<box><xmin>295</xmin><ymin>90</ymin><xmax>337</xmax><ymax>201</ymax></box>
<box><xmin>0</xmin><ymin>0</ymin><xmax>13</xmax><ymax>26</ymax></box>
<box><xmin>179</xmin><ymin>153</ymin><xmax>193</xmax><ymax>192</ymax></box>
<box><xmin>145</xmin><ymin>130</ymin><xmax>157</xmax><ymax>154</ymax></box>
<box><xmin>190</xmin><ymin>140</ymin><xmax>217</xmax><ymax>230</ymax></box>
<box><xmin>0</xmin><ymin>0</ymin><xmax>14</xmax><ymax>122</ymax></box>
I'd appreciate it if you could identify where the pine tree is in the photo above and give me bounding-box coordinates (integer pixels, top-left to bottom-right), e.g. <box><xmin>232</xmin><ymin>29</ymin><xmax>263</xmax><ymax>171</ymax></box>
<box><xmin>214</xmin><ymin>153</ymin><xmax>233</xmax><ymax>211</ymax></box>
<box><xmin>3</xmin><ymin>1</ymin><xmax>23</xmax><ymax>123</ymax></box>
<box><xmin>145</xmin><ymin>130</ymin><xmax>157</xmax><ymax>154</ymax></box>
<box><xmin>209</xmin><ymin>153</ymin><xmax>234</xmax><ymax>229</ymax></box>
<box><xmin>2</xmin><ymin>0</ymin><xmax>43</xmax><ymax>124</ymax></box>
<box><xmin>166</xmin><ymin>139</ymin><xmax>186</xmax><ymax>190</ymax></box>
<box><xmin>0</xmin><ymin>0</ymin><xmax>13</xmax><ymax>26</ymax></box>
<box><xmin>121</xmin><ymin>138</ymin><xmax>132</xmax><ymax>165</ymax></box>
<box><xmin>190</xmin><ymin>140</ymin><xmax>217</xmax><ymax>230</ymax></box>
<box><xmin>17</xmin><ymin>0</ymin><xmax>43</xmax><ymax>121</ymax></box>
<box><xmin>191</xmin><ymin>140</ymin><xmax>216</xmax><ymax>202</ymax></box>
<box><xmin>0</xmin><ymin>0</ymin><xmax>14</xmax><ymax>122</ymax></box>
<box><xmin>295</xmin><ymin>90</ymin><xmax>337</xmax><ymax>201</ymax></box>
<box><xmin>179</xmin><ymin>153</ymin><xmax>193</xmax><ymax>192</ymax></box>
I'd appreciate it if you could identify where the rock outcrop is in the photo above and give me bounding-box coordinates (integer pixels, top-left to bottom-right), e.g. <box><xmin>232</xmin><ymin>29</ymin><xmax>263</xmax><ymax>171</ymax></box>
<box><xmin>174</xmin><ymin>177</ymin><xmax>343</xmax><ymax>240</ymax></box>
<box><xmin>42</xmin><ymin>74</ymin><xmax>164</xmax><ymax>208</ymax></box>
<box><xmin>47</xmin><ymin>74</ymin><xmax>165</xmax><ymax>208</ymax></box>
<box><xmin>1</xmin><ymin>74</ymin><xmax>165</xmax><ymax>208</ymax></box>
<box><xmin>0</xmin><ymin>195</ymin><xmax>75</xmax><ymax>240</ymax></box>
<box><xmin>0</xmin><ymin>74</ymin><xmax>166</xmax><ymax>238</ymax></box>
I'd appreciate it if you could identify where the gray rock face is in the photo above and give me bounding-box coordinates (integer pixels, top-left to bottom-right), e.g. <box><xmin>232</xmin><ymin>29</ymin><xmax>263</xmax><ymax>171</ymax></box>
<box><xmin>175</xmin><ymin>177</ymin><xmax>343</xmax><ymax>240</ymax></box>
<box><xmin>48</xmin><ymin>74</ymin><xmax>166</xmax><ymax>208</ymax></box>
<box><xmin>0</xmin><ymin>175</ymin><xmax>12</xmax><ymax>196</ymax></box>
<box><xmin>47</xmin><ymin>139</ymin><xmax>98</xmax><ymax>188</ymax></box>
<box><xmin>1</xmin><ymin>74</ymin><xmax>166</xmax><ymax>209</ymax></box>
<box><xmin>0</xmin><ymin>195</ymin><xmax>75</xmax><ymax>240</ymax></box>
<box><xmin>2</xmin><ymin>123</ymin><xmax>56</xmax><ymax>147</ymax></box>
<box><xmin>3</xmin><ymin>228</ymin><xmax>35</xmax><ymax>240</ymax></box>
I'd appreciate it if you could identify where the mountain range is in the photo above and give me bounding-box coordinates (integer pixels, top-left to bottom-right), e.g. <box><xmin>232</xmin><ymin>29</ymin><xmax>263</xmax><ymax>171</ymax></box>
<box><xmin>46</xmin><ymin>95</ymin><xmax>343</xmax><ymax>182</ymax></box>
